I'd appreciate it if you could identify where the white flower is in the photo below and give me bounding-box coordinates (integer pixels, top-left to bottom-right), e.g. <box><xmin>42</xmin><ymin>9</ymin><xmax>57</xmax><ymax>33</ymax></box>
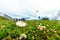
<box><xmin>38</xmin><ymin>25</ymin><xmax>46</xmax><ymax>29</ymax></box>
<box><xmin>16</xmin><ymin>21</ymin><xmax>27</xmax><ymax>27</ymax></box>
<box><xmin>19</xmin><ymin>34</ymin><xmax>27</xmax><ymax>39</ymax></box>
<box><xmin>41</xmin><ymin>26</ymin><xmax>46</xmax><ymax>29</ymax></box>
<box><xmin>37</xmin><ymin>25</ymin><xmax>46</xmax><ymax>30</ymax></box>
<box><xmin>51</xmin><ymin>29</ymin><xmax>56</xmax><ymax>33</ymax></box>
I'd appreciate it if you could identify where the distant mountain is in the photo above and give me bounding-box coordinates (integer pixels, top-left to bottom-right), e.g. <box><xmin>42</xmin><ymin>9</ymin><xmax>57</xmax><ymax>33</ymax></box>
<box><xmin>0</xmin><ymin>12</ymin><xmax>58</xmax><ymax>20</ymax></box>
<box><xmin>0</xmin><ymin>12</ymin><xmax>4</xmax><ymax>16</ymax></box>
<box><xmin>0</xmin><ymin>12</ymin><xmax>13</xmax><ymax>20</ymax></box>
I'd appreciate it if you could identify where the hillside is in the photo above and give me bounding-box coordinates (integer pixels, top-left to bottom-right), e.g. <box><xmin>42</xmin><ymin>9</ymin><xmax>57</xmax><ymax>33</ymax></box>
<box><xmin>0</xmin><ymin>16</ymin><xmax>60</xmax><ymax>40</ymax></box>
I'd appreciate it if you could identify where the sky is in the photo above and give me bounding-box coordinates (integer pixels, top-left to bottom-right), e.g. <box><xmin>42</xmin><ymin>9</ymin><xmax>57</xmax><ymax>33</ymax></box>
<box><xmin>0</xmin><ymin>0</ymin><xmax>60</xmax><ymax>19</ymax></box>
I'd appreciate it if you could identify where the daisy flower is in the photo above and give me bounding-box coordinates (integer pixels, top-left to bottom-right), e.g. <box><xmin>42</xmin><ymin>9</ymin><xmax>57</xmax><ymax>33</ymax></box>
<box><xmin>19</xmin><ymin>34</ymin><xmax>27</xmax><ymax>39</ymax></box>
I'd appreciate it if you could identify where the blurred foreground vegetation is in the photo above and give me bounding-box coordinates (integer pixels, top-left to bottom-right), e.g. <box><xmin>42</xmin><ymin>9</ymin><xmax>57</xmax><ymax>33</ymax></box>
<box><xmin>0</xmin><ymin>16</ymin><xmax>60</xmax><ymax>40</ymax></box>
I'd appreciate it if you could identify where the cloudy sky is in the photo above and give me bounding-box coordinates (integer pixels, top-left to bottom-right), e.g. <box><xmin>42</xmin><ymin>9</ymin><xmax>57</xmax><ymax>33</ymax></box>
<box><xmin>0</xmin><ymin>0</ymin><xmax>60</xmax><ymax>19</ymax></box>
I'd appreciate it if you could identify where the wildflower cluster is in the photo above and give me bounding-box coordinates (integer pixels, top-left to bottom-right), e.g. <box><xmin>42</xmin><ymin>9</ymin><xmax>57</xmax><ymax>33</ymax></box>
<box><xmin>0</xmin><ymin>17</ymin><xmax>60</xmax><ymax>40</ymax></box>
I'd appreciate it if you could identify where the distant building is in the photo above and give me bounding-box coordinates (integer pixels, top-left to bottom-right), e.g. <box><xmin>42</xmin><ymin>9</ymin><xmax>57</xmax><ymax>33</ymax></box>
<box><xmin>38</xmin><ymin>16</ymin><xmax>40</xmax><ymax>20</ymax></box>
<box><xmin>13</xmin><ymin>18</ymin><xmax>26</xmax><ymax>21</ymax></box>
<box><xmin>21</xmin><ymin>18</ymin><xmax>25</xmax><ymax>21</ymax></box>
<box><xmin>42</xmin><ymin>17</ymin><xmax>49</xmax><ymax>20</ymax></box>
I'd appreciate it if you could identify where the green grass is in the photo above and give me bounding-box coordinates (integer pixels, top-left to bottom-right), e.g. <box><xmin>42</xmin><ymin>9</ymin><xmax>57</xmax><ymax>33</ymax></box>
<box><xmin>0</xmin><ymin>16</ymin><xmax>60</xmax><ymax>40</ymax></box>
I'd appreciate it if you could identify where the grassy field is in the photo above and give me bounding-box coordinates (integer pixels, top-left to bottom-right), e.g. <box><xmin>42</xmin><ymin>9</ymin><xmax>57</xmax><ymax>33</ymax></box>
<box><xmin>0</xmin><ymin>16</ymin><xmax>60</xmax><ymax>40</ymax></box>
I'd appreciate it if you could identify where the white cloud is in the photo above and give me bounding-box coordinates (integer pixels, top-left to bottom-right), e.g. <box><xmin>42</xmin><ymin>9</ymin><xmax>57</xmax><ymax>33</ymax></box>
<box><xmin>0</xmin><ymin>0</ymin><xmax>60</xmax><ymax>19</ymax></box>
